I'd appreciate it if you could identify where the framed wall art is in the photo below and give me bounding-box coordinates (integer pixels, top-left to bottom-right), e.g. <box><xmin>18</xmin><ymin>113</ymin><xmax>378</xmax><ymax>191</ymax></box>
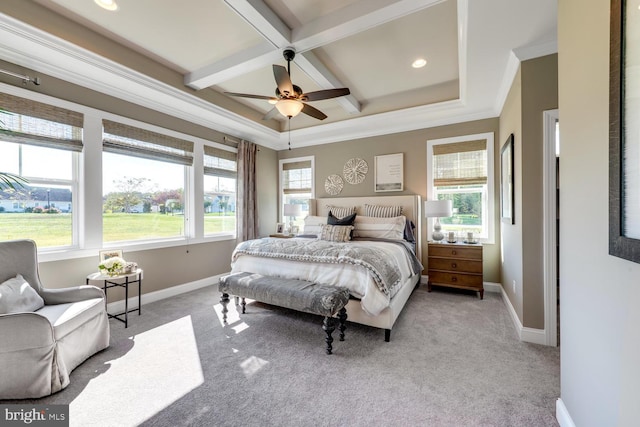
<box><xmin>374</xmin><ymin>153</ymin><xmax>403</xmax><ymax>192</ymax></box>
<box><xmin>500</xmin><ymin>134</ymin><xmax>514</xmax><ymax>224</ymax></box>
<box><xmin>99</xmin><ymin>249</ymin><xmax>123</xmax><ymax>262</ymax></box>
<box><xmin>610</xmin><ymin>0</ymin><xmax>640</xmax><ymax>263</ymax></box>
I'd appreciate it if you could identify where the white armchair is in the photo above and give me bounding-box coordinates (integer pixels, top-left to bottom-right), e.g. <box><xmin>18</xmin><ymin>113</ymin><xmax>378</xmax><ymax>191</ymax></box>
<box><xmin>0</xmin><ymin>239</ymin><xmax>110</xmax><ymax>399</ymax></box>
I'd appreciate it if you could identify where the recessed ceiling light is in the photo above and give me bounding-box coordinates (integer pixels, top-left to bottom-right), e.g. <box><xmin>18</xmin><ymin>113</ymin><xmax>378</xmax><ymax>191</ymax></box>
<box><xmin>94</xmin><ymin>0</ymin><xmax>118</xmax><ymax>11</ymax></box>
<box><xmin>412</xmin><ymin>58</ymin><xmax>427</xmax><ymax>69</ymax></box>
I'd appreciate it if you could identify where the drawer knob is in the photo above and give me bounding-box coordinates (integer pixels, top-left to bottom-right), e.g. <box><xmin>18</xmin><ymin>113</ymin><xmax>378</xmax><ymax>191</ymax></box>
<box><xmin>451</xmin><ymin>262</ymin><xmax>457</xmax><ymax>268</ymax></box>
<box><xmin>451</xmin><ymin>276</ymin><xmax>457</xmax><ymax>282</ymax></box>
<box><xmin>452</xmin><ymin>250</ymin><xmax>457</xmax><ymax>255</ymax></box>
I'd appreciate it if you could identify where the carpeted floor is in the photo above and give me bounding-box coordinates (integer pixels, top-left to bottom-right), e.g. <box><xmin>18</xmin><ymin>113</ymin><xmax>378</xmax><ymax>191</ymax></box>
<box><xmin>4</xmin><ymin>284</ymin><xmax>560</xmax><ymax>427</ymax></box>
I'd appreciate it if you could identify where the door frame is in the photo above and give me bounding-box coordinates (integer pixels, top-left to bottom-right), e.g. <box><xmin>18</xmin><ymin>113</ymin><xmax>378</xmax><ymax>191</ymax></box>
<box><xmin>543</xmin><ymin>109</ymin><xmax>559</xmax><ymax>347</ymax></box>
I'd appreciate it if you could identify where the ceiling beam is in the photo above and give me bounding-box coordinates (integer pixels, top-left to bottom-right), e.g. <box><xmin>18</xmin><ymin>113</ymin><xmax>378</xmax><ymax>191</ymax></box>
<box><xmin>292</xmin><ymin>0</ymin><xmax>446</xmax><ymax>52</ymax></box>
<box><xmin>186</xmin><ymin>0</ymin><xmax>444</xmax><ymax>112</ymax></box>
<box><xmin>296</xmin><ymin>51</ymin><xmax>361</xmax><ymax>114</ymax></box>
<box><xmin>223</xmin><ymin>0</ymin><xmax>290</xmax><ymax>47</ymax></box>
<box><xmin>185</xmin><ymin>41</ymin><xmax>278</xmax><ymax>90</ymax></box>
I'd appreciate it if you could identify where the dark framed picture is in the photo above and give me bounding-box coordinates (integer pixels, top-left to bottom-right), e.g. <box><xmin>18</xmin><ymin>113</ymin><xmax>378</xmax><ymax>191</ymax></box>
<box><xmin>276</xmin><ymin>223</ymin><xmax>285</xmax><ymax>234</ymax></box>
<box><xmin>610</xmin><ymin>0</ymin><xmax>640</xmax><ymax>263</ymax></box>
<box><xmin>500</xmin><ymin>133</ymin><xmax>515</xmax><ymax>224</ymax></box>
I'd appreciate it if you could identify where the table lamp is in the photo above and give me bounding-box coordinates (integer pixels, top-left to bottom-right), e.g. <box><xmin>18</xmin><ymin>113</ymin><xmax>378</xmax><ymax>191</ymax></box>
<box><xmin>425</xmin><ymin>200</ymin><xmax>453</xmax><ymax>241</ymax></box>
<box><xmin>283</xmin><ymin>203</ymin><xmax>302</xmax><ymax>235</ymax></box>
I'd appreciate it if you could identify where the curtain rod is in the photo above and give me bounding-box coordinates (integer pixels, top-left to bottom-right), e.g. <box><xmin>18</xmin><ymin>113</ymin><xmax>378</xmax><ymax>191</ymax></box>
<box><xmin>0</xmin><ymin>68</ymin><xmax>41</xmax><ymax>85</ymax></box>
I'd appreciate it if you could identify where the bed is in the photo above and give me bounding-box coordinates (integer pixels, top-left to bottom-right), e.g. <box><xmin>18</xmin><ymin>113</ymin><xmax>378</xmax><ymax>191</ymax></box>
<box><xmin>230</xmin><ymin>195</ymin><xmax>423</xmax><ymax>341</ymax></box>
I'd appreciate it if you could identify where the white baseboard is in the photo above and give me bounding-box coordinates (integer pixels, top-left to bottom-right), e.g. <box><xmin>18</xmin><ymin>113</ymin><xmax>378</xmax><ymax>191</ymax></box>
<box><xmin>106</xmin><ymin>273</ymin><xmax>227</xmax><ymax>314</ymax></box>
<box><xmin>556</xmin><ymin>398</ymin><xmax>577</xmax><ymax>427</ymax></box>
<box><xmin>497</xmin><ymin>283</ymin><xmax>548</xmax><ymax>345</ymax></box>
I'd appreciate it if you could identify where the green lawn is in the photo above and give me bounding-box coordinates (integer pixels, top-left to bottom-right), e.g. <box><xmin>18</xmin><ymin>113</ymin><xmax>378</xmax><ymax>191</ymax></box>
<box><xmin>0</xmin><ymin>213</ymin><xmax>236</xmax><ymax>247</ymax></box>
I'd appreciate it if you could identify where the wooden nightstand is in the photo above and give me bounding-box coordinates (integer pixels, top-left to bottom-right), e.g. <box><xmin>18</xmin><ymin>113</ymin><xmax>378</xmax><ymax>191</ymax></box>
<box><xmin>427</xmin><ymin>241</ymin><xmax>483</xmax><ymax>299</ymax></box>
<box><xmin>269</xmin><ymin>234</ymin><xmax>293</xmax><ymax>238</ymax></box>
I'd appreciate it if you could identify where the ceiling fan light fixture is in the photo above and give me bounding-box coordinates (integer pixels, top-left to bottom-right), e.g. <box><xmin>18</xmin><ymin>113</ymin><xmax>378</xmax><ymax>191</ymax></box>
<box><xmin>94</xmin><ymin>0</ymin><xmax>118</xmax><ymax>11</ymax></box>
<box><xmin>275</xmin><ymin>99</ymin><xmax>303</xmax><ymax>118</ymax></box>
<box><xmin>412</xmin><ymin>58</ymin><xmax>427</xmax><ymax>68</ymax></box>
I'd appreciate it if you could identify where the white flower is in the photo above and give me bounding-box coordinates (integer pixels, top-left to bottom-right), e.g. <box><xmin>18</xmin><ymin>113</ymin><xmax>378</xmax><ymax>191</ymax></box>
<box><xmin>99</xmin><ymin>256</ymin><xmax>126</xmax><ymax>276</ymax></box>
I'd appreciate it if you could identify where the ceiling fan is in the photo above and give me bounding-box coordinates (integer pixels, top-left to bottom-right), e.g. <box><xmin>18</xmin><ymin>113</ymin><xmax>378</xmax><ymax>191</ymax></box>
<box><xmin>224</xmin><ymin>48</ymin><xmax>350</xmax><ymax>121</ymax></box>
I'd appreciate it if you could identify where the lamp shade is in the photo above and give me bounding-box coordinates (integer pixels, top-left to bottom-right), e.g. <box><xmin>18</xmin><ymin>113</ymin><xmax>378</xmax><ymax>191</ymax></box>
<box><xmin>424</xmin><ymin>199</ymin><xmax>453</xmax><ymax>218</ymax></box>
<box><xmin>284</xmin><ymin>203</ymin><xmax>302</xmax><ymax>216</ymax></box>
<box><xmin>275</xmin><ymin>99</ymin><xmax>304</xmax><ymax>118</ymax></box>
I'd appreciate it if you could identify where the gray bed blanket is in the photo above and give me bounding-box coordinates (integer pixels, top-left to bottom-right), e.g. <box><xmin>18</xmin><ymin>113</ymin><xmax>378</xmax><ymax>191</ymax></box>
<box><xmin>231</xmin><ymin>238</ymin><xmax>422</xmax><ymax>296</ymax></box>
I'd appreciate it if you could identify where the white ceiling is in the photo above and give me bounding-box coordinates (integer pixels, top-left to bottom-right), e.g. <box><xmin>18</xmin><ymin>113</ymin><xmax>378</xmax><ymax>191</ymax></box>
<box><xmin>0</xmin><ymin>0</ymin><xmax>557</xmax><ymax>150</ymax></box>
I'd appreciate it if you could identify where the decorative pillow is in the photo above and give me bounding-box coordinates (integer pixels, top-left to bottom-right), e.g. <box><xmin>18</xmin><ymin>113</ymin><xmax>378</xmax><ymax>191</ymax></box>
<box><xmin>328</xmin><ymin>212</ymin><xmax>356</xmax><ymax>226</ymax></box>
<box><xmin>353</xmin><ymin>215</ymin><xmax>406</xmax><ymax>240</ymax></box>
<box><xmin>303</xmin><ymin>215</ymin><xmax>327</xmax><ymax>236</ymax></box>
<box><xmin>326</xmin><ymin>205</ymin><xmax>356</xmax><ymax>219</ymax></box>
<box><xmin>319</xmin><ymin>224</ymin><xmax>354</xmax><ymax>242</ymax></box>
<box><xmin>0</xmin><ymin>274</ymin><xmax>45</xmax><ymax>315</ymax></box>
<box><xmin>364</xmin><ymin>204</ymin><xmax>403</xmax><ymax>217</ymax></box>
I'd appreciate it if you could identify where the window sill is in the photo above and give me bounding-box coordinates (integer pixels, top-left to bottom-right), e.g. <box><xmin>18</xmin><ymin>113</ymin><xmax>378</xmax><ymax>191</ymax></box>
<box><xmin>38</xmin><ymin>234</ymin><xmax>236</xmax><ymax>263</ymax></box>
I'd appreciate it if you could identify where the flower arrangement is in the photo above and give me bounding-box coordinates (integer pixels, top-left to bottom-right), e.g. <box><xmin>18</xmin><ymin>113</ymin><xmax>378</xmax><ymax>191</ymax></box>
<box><xmin>99</xmin><ymin>256</ymin><xmax>126</xmax><ymax>277</ymax></box>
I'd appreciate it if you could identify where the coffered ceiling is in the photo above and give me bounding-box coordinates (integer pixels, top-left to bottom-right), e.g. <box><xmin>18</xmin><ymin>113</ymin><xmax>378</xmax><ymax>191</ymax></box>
<box><xmin>0</xmin><ymin>0</ymin><xmax>557</xmax><ymax>150</ymax></box>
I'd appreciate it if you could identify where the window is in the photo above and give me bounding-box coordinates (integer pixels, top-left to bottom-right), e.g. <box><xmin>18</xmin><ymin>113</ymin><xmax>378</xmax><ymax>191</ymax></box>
<box><xmin>102</xmin><ymin>120</ymin><xmax>193</xmax><ymax>243</ymax></box>
<box><xmin>203</xmin><ymin>145</ymin><xmax>237</xmax><ymax>235</ymax></box>
<box><xmin>427</xmin><ymin>133</ymin><xmax>494</xmax><ymax>243</ymax></box>
<box><xmin>0</xmin><ymin>93</ymin><xmax>82</xmax><ymax>249</ymax></box>
<box><xmin>280</xmin><ymin>157</ymin><xmax>314</xmax><ymax>228</ymax></box>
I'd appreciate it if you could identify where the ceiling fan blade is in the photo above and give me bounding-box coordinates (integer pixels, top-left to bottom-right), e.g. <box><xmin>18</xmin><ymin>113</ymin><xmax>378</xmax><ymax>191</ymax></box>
<box><xmin>301</xmin><ymin>88</ymin><xmax>350</xmax><ymax>102</ymax></box>
<box><xmin>273</xmin><ymin>65</ymin><xmax>294</xmax><ymax>97</ymax></box>
<box><xmin>262</xmin><ymin>107</ymin><xmax>281</xmax><ymax>121</ymax></box>
<box><xmin>224</xmin><ymin>92</ymin><xmax>277</xmax><ymax>102</ymax></box>
<box><xmin>301</xmin><ymin>103</ymin><xmax>327</xmax><ymax>120</ymax></box>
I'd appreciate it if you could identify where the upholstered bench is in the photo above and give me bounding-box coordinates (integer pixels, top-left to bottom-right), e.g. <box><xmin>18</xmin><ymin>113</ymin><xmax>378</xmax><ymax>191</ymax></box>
<box><xmin>219</xmin><ymin>272</ymin><xmax>349</xmax><ymax>354</ymax></box>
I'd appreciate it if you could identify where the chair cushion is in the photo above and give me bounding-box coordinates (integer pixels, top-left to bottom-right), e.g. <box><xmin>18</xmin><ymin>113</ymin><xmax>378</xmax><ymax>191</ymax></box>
<box><xmin>0</xmin><ymin>274</ymin><xmax>45</xmax><ymax>314</ymax></box>
<box><xmin>36</xmin><ymin>298</ymin><xmax>105</xmax><ymax>340</ymax></box>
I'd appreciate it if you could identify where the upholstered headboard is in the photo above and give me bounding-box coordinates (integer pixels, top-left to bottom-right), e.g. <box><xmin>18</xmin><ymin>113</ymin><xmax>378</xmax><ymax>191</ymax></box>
<box><xmin>313</xmin><ymin>195</ymin><xmax>422</xmax><ymax>261</ymax></box>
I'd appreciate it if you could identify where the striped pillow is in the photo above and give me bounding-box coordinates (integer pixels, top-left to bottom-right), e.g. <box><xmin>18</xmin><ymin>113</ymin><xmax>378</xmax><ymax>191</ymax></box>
<box><xmin>326</xmin><ymin>205</ymin><xmax>356</xmax><ymax>219</ymax></box>
<box><xmin>364</xmin><ymin>204</ymin><xmax>403</xmax><ymax>217</ymax></box>
<box><xmin>318</xmin><ymin>224</ymin><xmax>354</xmax><ymax>242</ymax></box>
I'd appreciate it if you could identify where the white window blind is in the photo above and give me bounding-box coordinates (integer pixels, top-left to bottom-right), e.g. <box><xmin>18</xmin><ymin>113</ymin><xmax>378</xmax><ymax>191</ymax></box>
<box><xmin>433</xmin><ymin>140</ymin><xmax>487</xmax><ymax>186</ymax></box>
<box><xmin>283</xmin><ymin>160</ymin><xmax>312</xmax><ymax>194</ymax></box>
<box><xmin>0</xmin><ymin>92</ymin><xmax>83</xmax><ymax>152</ymax></box>
<box><xmin>102</xmin><ymin>120</ymin><xmax>193</xmax><ymax>165</ymax></box>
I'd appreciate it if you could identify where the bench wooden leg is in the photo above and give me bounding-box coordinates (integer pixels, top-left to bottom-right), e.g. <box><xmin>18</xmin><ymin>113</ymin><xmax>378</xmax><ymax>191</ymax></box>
<box><xmin>220</xmin><ymin>293</ymin><xmax>230</xmax><ymax>323</ymax></box>
<box><xmin>384</xmin><ymin>329</ymin><xmax>391</xmax><ymax>342</ymax></box>
<box><xmin>322</xmin><ymin>316</ymin><xmax>335</xmax><ymax>355</ymax></box>
<box><xmin>241</xmin><ymin>297</ymin><xmax>246</xmax><ymax>314</ymax></box>
<box><xmin>337</xmin><ymin>307</ymin><xmax>347</xmax><ymax>341</ymax></box>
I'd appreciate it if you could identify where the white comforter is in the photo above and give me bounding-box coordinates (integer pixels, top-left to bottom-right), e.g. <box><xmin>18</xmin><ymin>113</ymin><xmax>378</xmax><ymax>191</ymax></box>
<box><xmin>230</xmin><ymin>238</ymin><xmax>418</xmax><ymax>316</ymax></box>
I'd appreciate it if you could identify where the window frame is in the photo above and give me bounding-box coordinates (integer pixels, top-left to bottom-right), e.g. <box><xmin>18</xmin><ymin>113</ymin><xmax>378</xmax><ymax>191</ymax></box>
<box><xmin>279</xmin><ymin>156</ymin><xmax>315</xmax><ymax>223</ymax></box>
<box><xmin>427</xmin><ymin>132</ymin><xmax>495</xmax><ymax>244</ymax></box>
<box><xmin>0</xmin><ymin>83</ymin><xmax>237</xmax><ymax>263</ymax></box>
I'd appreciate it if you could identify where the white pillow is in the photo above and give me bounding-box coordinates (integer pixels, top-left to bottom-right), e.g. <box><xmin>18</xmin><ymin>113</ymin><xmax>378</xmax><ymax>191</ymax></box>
<box><xmin>353</xmin><ymin>215</ymin><xmax>406</xmax><ymax>240</ymax></box>
<box><xmin>303</xmin><ymin>215</ymin><xmax>327</xmax><ymax>235</ymax></box>
<box><xmin>0</xmin><ymin>274</ymin><xmax>45</xmax><ymax>315</ymax></box>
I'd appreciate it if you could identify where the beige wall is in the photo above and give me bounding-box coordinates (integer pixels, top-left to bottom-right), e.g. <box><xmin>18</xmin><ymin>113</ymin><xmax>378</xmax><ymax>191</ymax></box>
<box><xmin>278</xmin><ymin>119</ymin><xmax>502</xmax><ymax>282</ymax></box>
<box><xmin>521</xmin><ymin>54</ymin><xmax>558</xmax><ymax>328</ymax></box>
<box><xmin>559</xmin><ymin>0</ymin><xmax>640</xmax><ymax>425</ymax></box>
<box><xmin>498</xmin><ymin>54</ymin><xmax>558</xmax><ymax>329</ymax></box>
<box><xmin>499</xmin><ymin>67</ymin><xmax>524</xmax><ymax>320</ymax></box>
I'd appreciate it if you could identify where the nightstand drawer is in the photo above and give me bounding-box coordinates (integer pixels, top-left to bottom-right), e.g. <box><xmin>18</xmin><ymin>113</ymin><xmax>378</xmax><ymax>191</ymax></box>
<box><xmin>428</xmin><ymin>257</ymin><xmax>482</xmax><ymax>274</ymax></box>
<box><xmin>428</xmin><ymin>271</ymin><xmax>483</xmax><ymax>288</ymax></box>
<box><xmin>428</xmin><ymin>245</ymin><xmax>481</xmax><ymax>260</ymax></box>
